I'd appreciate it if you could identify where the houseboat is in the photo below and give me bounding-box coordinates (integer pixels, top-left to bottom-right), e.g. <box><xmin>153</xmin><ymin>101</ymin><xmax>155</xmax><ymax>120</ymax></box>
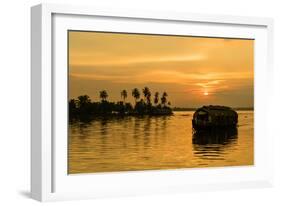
<box><xmin>192</xmin><ymin>105</ymin><xmax>238</xmax><ymax>130</ymax></box>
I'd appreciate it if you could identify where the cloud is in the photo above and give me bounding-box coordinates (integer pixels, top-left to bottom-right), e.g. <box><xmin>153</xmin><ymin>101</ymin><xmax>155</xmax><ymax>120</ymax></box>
<box><xmin>70</xmin><ymin>53</ymin><xmax>206</xmax><ymax>67</ymax></box>
<box><xmin>68</xmin><ymin>31</ymin><xmax>254</xmax><ymax>107</ymax></box>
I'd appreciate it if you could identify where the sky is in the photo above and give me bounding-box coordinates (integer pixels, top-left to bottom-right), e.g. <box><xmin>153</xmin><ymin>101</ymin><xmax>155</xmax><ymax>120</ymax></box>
<box><xmin>68</xmin><ymin>31</ymin><xmax>254</xmax><ymax>108</ymax></box>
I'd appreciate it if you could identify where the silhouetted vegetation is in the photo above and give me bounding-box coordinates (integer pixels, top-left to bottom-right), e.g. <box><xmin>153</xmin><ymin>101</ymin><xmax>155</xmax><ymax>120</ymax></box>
<box><xmin>69</xmin><ymin>87</ymin><xmax>173</xmax><ymax>120</ymax></box>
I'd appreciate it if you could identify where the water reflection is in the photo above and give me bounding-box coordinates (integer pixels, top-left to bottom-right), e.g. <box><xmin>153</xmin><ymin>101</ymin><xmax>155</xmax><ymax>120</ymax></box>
<box><xmin>69</xmin><ymin>111</ymin><xmax>253</xmax><ymax>174</ymax></box>
<box><xmin>192</xmin><ymin>128</ymin><xmax>238</xmax><ymax>145</ymax></box>
<box><xmin>192</xmin><ymin>128</ymin><xmax>238</xmax><ymax>161</ymax></box>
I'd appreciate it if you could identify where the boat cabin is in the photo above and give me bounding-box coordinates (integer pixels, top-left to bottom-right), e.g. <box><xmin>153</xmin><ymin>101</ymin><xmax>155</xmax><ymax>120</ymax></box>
<box><xmin>192</xmin><ymin>105</ymin><xmax>238</xmax><ymax>130</ymax></box>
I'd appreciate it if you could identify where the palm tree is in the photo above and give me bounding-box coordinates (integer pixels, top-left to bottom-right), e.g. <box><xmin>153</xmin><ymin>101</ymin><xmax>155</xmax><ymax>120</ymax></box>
<box><xmin>121</xmin><ymin>89</ymin><xmax>128</xmax><ymax>103</ymax></box>
<box><xmin>77</xmin><ymin>95</ymin><xmax>91</xmax><ymax>107</ymax></box>
<box><xmin>154</xmin><ymin>92</ymin><xmax>159</xmax><ymax>105</ymax></box>
<box><xmin>142</xmin><ymin>87</ymin><xmax>151</xmax><ymax>105</ymax></box>
<box><xmin>161</xmin><ymin>92</ymin><xmax>168</xmax><ymax>106</ymax></box>
<box><xmin>99</xmin><ymin>90</ymin><xmax>108</xmax><ymax>102</ymax></box>
<box><xmin>132</xmin><ymin>88</ymin><xmax>140</xmax><ymax>103</ymax></box>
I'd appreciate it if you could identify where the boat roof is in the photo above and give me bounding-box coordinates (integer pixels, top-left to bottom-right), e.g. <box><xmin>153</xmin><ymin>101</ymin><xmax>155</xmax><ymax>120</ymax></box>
<box><xmin>195</xmin><ymin>105</ymin><xmax>237</xmax><ymax>116</ymax></box>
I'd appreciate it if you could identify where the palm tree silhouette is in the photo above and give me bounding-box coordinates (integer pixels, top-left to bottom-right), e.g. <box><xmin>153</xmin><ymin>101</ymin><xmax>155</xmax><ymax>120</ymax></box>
<box><xmin>132</xmin><ymin>88</ymin><xmax>140</xmax><ymax>103</ymax></box>
<box><xmin>99</xmin><ymin>90</ymin><xmax>108</xmax><ymax>102</ymax></box>
<box><xmin>142</xmin><ymin>87</ymin><xmax>151</xmax><ymax>105</ymax></box>
<box><xmin>69</xmin><ymin>88</ymin><xmax>173</xmax><ymax>120</ymax></box>
<box><xmin>154</xmin><ymin>92</ymin><xmax>159</xmax><ymax>105</ymax></box>
<box><xmin>161</xmin><ymin>92</ymin><xmax>168</xmax><ymax>106</ymax></box>
<box><xmin>77</xmin><ymin>95</ymin><xmax>91</xmax><ymax>107</ymax></box>
<box><xmin>121</xmin><ymin>89</ymin><xmax>128</xmax><ymax>103</ymax></box>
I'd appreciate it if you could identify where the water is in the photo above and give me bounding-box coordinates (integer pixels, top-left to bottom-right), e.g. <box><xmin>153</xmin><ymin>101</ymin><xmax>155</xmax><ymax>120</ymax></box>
<box><xmin>68</xmin><ymin>111</ymin><xmax>254</xmax><ymax>174</ymax></box>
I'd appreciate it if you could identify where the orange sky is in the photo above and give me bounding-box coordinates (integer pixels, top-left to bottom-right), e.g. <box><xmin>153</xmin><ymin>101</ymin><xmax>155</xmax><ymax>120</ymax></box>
<box><xmin>68</xmin><ymin>31</ymin><xmax>254</xmax><ymax>108</ymax></box>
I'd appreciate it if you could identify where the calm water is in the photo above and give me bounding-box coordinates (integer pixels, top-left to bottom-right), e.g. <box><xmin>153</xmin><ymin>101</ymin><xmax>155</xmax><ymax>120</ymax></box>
<box><xmin>68</xmin><ymin>111</ymin><xmax>254</xmax><ymax>174</ymax></box>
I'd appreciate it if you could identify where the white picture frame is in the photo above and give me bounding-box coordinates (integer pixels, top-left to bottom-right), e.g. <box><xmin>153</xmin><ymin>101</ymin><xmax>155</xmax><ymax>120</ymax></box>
<box><xmin>31</xmin><ymin>3</ymin><xmax>274</xmax><ymax>202</ymax></box>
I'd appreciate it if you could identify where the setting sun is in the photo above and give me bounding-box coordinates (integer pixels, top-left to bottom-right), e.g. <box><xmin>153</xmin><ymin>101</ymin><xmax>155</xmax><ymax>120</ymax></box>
<box><xmin>69</xmin><ymin>31</ymin><xmax>253</xmax><ymax>108</ymax></box>
<box><xmin>68</xmin><ymin>31</ymin><xmax>254</xmax><ymax>174</ymax></box>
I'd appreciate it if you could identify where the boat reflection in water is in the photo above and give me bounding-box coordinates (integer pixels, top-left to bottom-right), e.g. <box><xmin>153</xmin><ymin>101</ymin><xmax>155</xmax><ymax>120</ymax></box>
<box><xmin>69</xmin><ymin>111</ymin><xmax>253</xmax><ymax>173</ymax></box>
<box><xmin>192</xmin><ymin>128</ymin><xmax>238</xmax><ymax>162</ymax></box>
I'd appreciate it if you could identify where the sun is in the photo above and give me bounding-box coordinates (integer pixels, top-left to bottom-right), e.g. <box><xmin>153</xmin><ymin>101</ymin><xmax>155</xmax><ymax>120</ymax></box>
<box><xmin>203</xmin><ymin>91</ymin><xmax>209</xmax><ymax>96</ymax></box>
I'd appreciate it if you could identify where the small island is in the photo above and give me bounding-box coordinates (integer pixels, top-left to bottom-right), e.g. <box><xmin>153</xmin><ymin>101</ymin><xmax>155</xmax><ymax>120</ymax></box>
<box><xmin>69</xmin><ymin>87</ymin><xmax>173</xmax><ymax>120</ymax></box>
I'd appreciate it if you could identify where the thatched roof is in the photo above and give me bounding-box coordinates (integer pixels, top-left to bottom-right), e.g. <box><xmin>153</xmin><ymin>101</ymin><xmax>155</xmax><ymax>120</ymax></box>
<box><xmin>194</xmin><ymin>105</ymin><xmax>238</xmax><ymax>117</ymax></box>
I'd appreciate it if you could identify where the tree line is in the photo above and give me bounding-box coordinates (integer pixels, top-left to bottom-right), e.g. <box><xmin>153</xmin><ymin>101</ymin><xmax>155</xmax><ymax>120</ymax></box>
<box><xmin>69</xmin><ymin>87</ymin><xmax>173</xmax><ymax>120</ymax></box>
